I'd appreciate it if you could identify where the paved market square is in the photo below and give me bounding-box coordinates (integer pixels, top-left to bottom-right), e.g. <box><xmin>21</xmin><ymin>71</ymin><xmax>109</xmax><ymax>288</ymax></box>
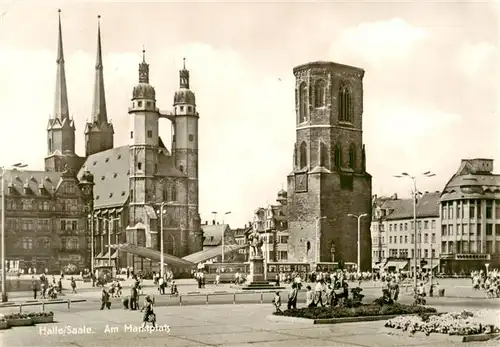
<box><xmin>1</xmin><ymin>303</ymin><xmax>499</xmax><ymax>347</ymax></box>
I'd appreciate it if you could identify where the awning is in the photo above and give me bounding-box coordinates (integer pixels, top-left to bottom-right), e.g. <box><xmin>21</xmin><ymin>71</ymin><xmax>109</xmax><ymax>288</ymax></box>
<box><xmin>423</xmin><ymin>264</ymin><xmax>438</xmax><ymax>270</ymax></box>
<box><xmin>385</xmin><ymin>261</ymin><xmax>408</xmax><ymax>270</ymax></box>
<box><xmin>112</xmin><ymin>244</ymin><xmax>194</xmax><ymax>268</ymax></box>
<box><xmin>182</xmin><ymin>244</ymin><xmax>247</xmax><ymax>264</ymax></box>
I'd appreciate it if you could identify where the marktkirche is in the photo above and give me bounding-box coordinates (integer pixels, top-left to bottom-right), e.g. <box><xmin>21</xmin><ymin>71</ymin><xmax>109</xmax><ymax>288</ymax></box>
<box><xmin>1</xmin><ymin>12</ymin><xmax>203</xmax><ymax>273</ymax></box>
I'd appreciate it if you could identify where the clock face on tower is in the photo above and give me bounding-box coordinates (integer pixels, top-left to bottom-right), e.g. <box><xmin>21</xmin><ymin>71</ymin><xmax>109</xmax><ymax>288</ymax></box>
<box><xmin>295</xmin><ymin>173</ymin><xmax>308</xmax><ymax>192</ymax></box>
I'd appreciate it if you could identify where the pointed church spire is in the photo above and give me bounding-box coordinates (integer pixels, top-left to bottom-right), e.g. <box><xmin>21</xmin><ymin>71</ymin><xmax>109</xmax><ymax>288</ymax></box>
<box><xmin>91</xmin><ymin>15</ymin><xmax>108</xmax><ymax>124</ymax></box>
<box><xmin>53</xmin><ymin>9</ymin><xmax>69</xmax><ymax>121</ymax></box>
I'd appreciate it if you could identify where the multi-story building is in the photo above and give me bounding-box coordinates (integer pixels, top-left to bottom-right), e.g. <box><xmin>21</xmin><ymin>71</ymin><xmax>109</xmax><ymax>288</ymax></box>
<box><xmin>252</xmin><ymin>189</ymin><xmax>289</xmax><ymax>262</ymax></box>
<box><xmin>233</xmin><ymin>225</ymin><xmax>252</xmax><ymax>261</ymax></box>
<box><xmin>286</xmin><ymin>61</ymin><xmax>372</xmax><ymax>270</ymax></box>
<box><xmin>1</xmin><ymin>167</ymin><xmax>93</xmax><ymax>273</ymax></box>
<box><xmin>23</xmin><ymin>12</ymin><xmax>204</xmax><ymax>272</ymax></box>
<box><xmin>370</xmin><ymin>192</ymin><xmax>441</xmax><ymax>273</ymax></box>
<box><xmin>439</xmin><ymin>158</ymin><xmax>500</xmax><ymax>273</ymax></box>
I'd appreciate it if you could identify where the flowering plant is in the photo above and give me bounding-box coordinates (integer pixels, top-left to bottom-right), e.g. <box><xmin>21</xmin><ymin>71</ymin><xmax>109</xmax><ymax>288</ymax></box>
<box><xmin>385</xmin><ymin>309</ymin><xmax>500</xmax><ymax>336</ymax></box>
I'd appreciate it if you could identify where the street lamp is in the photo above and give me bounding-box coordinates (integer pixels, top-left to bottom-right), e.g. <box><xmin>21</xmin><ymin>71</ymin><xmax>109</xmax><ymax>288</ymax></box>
<box><xmin>347</xmin><ymin>213</ymin><xmax>368</xmax><ymax>273</ymax></box>
<box><xmin>1</xmin><ymin>162</ymin><xmax>27</xmax><ymax>302</ymax></box>
<box><xmin>87</xmin><ymin>213</ymin><xmax>94</xmax><ymax>275</ymax></box>
<box><xmin>315</xmin><ymin>216</ymin><xmax>326</xmax><ymax>265</ymax></box>
<box><xmin>394</xmin><ymin>171</ymin><xmax>435</xmax><ymax>291</ymax></box>
<box><xmin>156</xmin><ymin>201</ymin><xmax>174</xmax><ymax>278</ymax></box>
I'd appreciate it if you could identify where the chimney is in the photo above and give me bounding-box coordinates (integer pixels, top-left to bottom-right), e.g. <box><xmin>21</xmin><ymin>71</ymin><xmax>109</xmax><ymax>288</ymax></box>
<box><xmin>212</xmin><ymin>220</ymin><xmax>215</xmax><ymax>225</ymax></box>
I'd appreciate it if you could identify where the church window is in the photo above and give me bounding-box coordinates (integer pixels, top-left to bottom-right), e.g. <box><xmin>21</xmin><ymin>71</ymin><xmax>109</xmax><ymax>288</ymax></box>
<box><xmin>130</xmin><ymin>131</ymin><xmax>133</xmax><ymax>139</ymax></box>
<box><xmin>314</xmin><ymin>79</ymin><xmax>326</xmax><ymax>107</ymax></box>
<box><xmin>189</xmin><ymin>134</ymin><xmax>194</xmax><ymax>142</ymax></box>
<box><xmin>334</xmin><ymin>145</ymin><xmax>342</xmax><ymax>168</ymax></box>
<box><xmin>147</xmin><ymin>130</ymin><xmax>153</xmax><ymax>138</ymax></box>
<box><xmin>179</xmin><ymin>165</ymin><xmax>184</xmax><ymax>172</ymax></box>
<box><xmin>299</xmin><ymin>142</ymin><xmax>307</xmax><ymax>169</ymax></box>
<box><xmin>298</xmin><ymin>82</ymin><xmax>307</xmax><ymax>123</ymax></box>
<box><xmin>349</xmin><ymin>145</ymin><xmax>356</xmax><ymax>169</ymax></box>
<box><xmin>48</xmin><ymin>139</ymin><xmax>52</xmax><ymax>153</ymax></box>
<box><xmin>138</xmin><ymin>162</ymin><xmax>142</xmax><ymax>171</ymax></box>
<box><xmin>130</xmin><ymin>189</ymin><xmax>134</xmax><ymax>200</ymax></box>
<box><xmin>154</xmin><ymin>164</ymin><xmax>157</xmax><ymax>173</ymax></box>
<box><xmin>171</xmin><ymin>185</ymin><xmax>177</xmax><ymax>202</ymax></box>
<box><xmin>180</xmin><ymin>106</ymin><xmax>184</xmax><ymax>112</ymax></box>
<box><xmin>162</xmin><ymin>187</ymin><xmax>168</xmax><ymax>201</ymax></box>
<box><xmin>187</xmin><ymin>106</ymin><xmax>192</xmax><ymax>112</ymax></box>
<box><xmin>146</xmin><ymin>101</ymin><xmax>152</xmax><ymax>108</ymax></box>
<box><xmin>319</xmin><ymin>142</ymin><xmax>328</xmax><ymax>167</ymax></box>
<box><xmin>138</xmin><ymin>101</ymin><xmax>143</xmax><ymax>107</ymax></box>
<box><xmin>338</xmin><ymin>82</ymin><xmax>353</xmax><ymax>123</ymax></box>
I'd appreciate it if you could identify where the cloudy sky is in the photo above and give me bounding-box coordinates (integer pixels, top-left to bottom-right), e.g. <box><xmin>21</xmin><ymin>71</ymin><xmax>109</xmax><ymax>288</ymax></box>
<box><xmin>0</xmin><ymin>0</ymin><xmax>498</xmax><ymax>227</ymax></box>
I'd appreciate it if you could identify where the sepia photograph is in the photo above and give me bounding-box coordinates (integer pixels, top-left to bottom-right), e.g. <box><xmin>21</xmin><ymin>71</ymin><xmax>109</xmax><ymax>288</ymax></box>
<box><xmin>0</xmin><ymin>0</ymin><xmax>499</xmax><ymax>346</ymax></box>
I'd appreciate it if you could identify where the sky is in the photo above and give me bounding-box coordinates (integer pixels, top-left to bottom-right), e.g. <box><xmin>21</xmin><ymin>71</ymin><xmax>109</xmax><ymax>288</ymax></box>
<box><xmin>0</xmin><ymin>0</ymin><xmax>498</xmax><ymax>228</ymax></box>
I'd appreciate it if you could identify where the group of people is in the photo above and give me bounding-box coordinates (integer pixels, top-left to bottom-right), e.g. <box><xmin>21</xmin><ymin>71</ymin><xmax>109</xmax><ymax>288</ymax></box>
<box><xmin>31</xmin><ymin>274</ymin><xmax>64</xmax><ymax>299</ymax></box>
<box><xmin>471</xmin><ymin>269</ymin><xmax>500</xmax><ymax>298</ymax></box>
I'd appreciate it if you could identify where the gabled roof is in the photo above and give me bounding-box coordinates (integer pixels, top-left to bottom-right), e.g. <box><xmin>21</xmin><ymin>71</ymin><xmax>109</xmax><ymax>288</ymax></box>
<box><xmin>2</xmin><ymin>169</ymin><xmax>63</xmax><ymax>197</ymax></box>
<box><xmin>202</xmin><ymin>224</ymin><xmax>232</xmax><ymax>246</ymax></box>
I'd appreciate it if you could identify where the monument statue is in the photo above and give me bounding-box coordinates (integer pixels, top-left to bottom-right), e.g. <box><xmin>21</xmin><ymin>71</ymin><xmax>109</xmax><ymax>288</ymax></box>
<box><xmin>247</xmin><ymin>230</ymin><xmax>263</xmax><ymax>258</ymax></box>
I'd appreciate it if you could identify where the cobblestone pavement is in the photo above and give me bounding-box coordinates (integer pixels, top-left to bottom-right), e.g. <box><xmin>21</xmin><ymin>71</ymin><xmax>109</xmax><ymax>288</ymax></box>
<box><xmin>2</xmin><ymin>304</ymin><xmax>499</xmax><ymax>347</ymax></box>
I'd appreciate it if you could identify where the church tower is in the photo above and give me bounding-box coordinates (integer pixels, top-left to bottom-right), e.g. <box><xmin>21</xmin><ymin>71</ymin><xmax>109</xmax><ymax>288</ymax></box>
<box><xmin>84</xmin><ymin>16</ymin><xmax>114</xmax><ymax>157</ymax></box>
<box><xmin>45</xmin><ymin>10</ymin><xmax>78</xmax><ymax>172</ymax></box>
<box><xmin>173</xmin><ymin>59</ymin><xmax>201</xmax><ymax>255</ymax></box>
<box><xmin>127</xmin><ymin>50</ymin><xmax>160</xmax><ymax>246</ymax></box>
<box><xmin>287</xmin><ymin>61</ymin><xmax>372</xmax><ymax>271</ymax></box>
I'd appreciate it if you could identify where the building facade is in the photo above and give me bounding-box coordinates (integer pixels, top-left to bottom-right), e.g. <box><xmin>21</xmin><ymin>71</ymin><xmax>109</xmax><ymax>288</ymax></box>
<box><xmin>2</xmin><ymin>12</ymin><xmax>204</xmax><ymax>274</ymax></box>
<box><xmin>252</xmin><ymin>189</ymin><xmax>289</xmax><ymax>262</ymax></box>
<box><xmin>1</xmin><ymin>168</ymin><xmax>92</xmax><ymax>274</ymax></box>
<box><xmin>370</xmin><ymin>192</ymin><xmax>441</xmax><ymax>273</ymax></box>
<box><xmin>439</xmin><ymin>158</ymin><xmax>500</xmax><ymax>273</ymax></box>
<box><xmin>286</xmin><ymin>61</ymin><xmax>372</xmax><ymax>270</ymax></box>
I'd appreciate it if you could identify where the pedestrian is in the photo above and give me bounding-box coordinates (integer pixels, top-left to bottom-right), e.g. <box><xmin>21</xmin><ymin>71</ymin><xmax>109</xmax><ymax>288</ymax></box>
<box><xmin>272</xmin><ymin>292</ymin><xmax>282</xmax><ymax>313</ymax></box>
<box><xmin>140</xmin><ymin>295</ymin><xmax>156</xmax><ymax>328</ymax></box>
<box><xmin>71</xmin><ymin>278</ymin><xmax>77</xmax><ymax>293</ymax></box>
<box><xmin>287</xmin><ymin>283</ymin><xmax>298</xmax><ymax>309</ymax></box>
<box><xmin>130</xmin><ymin>284</ymin><xmax>138</xmax><ymax>310</ymax></box>
<box><xmin>276</xmin><ymin>273</ymin><xmax>280</xmax><ymax>287</ymax></box>
<box><xmin>306</xmin><ymin>285</ymin><xmax>315</xmax><ymax>308</ymax></box>
<box><xmin>100</xmin><ymin>288</ymin><xmax>111</xmax><ymax>310</ymax></box>
<box><xmin>31</xmin><ymin>276</ymin><xmax>38</xmax><ymax>299</ymax></box>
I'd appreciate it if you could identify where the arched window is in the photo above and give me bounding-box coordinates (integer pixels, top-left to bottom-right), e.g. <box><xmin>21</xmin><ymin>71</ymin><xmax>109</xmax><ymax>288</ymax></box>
<box><xmin>171</xmin><ymin>185</ymin><xmax>177</xmax><ymax>202</ymax></box>
<box><xmin>299</xmin><ymin>82</ymin><xmax>307</xmax><ymax>123</ymax></box>
<box><xmin>299</xmin><ymin>142</ymin><xmax>307</xmax><ymax>169</ymax></box>
<box><xmin>349</xmin><ymin>145</ymin><xmax>356</xmax><ymax>169</ymax></box>
<box><xmin>306</xmin><ymin>241</ymin><xmax>311</xmax><ymax>254</ymax></box>
<box><xmin>314</xmin><ymin>79</ymin><xmax>325</xmax><ymax>107</ymax></box>
<box><xmin>319</xmin><ymin>142</ymin><xmax>328</xmax><ymax>167</ymax></box>
<box><xmin>334</xmin><ymin>145</ymin><xmax>342</xmax><ymax>168</ymax></box>
<box><xmin>48</xmin><ymin>139</ymin><xmax>52</xmax><ymax>153</ymax></box>
<box><xmin>338</xmin><ymin>82</ymin><xmax>353</xmax><ymax>123</ymax></box>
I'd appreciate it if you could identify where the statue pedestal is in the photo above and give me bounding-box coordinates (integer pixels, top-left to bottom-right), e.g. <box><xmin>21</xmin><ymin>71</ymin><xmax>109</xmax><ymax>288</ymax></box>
<box><xmin>247</xmin><ymin>256</ymin><xmax>265</xmax><ymax>283</ymax></box>
<box><xmin>241</xmin><ymin>255</ymin><xmax>285</xmax><ymax>291</ymax></box>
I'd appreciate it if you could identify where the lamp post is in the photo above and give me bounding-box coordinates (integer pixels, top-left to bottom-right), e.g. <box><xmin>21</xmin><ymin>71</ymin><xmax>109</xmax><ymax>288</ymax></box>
<box><xmin>430</xmin><ymin>243</ymin><xmax>434</xmax><ymax>287</ymax></box>
<box><xmin>1</xmin><ymin>162</ymin><xmax>27</xmax><ymax>302</ymax></box>
<box><xmin>347</xmin><ymin>213</ymin><xmax>367</xmax><ymax>273</ymax></box>
<box><xmin>88</xmin><ymin>213</ymin><xmax>94</xmax><ymax>274</ymax></box>
<box><xmin>156</xmin><ymin>201</ymin><xmax>174</xmax><ymax>278</ymax></box>
<box><xmin>394</xmin><ymin>171</ymin><xmax>435</xmax><ymax>291</ymax></box>
<box><xmin>314</xmin><ymin>216</ymin><xmax>326</xmax><ymax>266</ymax></box>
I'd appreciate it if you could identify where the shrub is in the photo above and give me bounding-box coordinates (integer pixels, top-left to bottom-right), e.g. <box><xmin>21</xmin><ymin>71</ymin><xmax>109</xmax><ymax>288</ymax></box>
<box><xmin>274</xmin><ymin>303</ymin><xmax>436</xmax><ymax>319</ymax></box>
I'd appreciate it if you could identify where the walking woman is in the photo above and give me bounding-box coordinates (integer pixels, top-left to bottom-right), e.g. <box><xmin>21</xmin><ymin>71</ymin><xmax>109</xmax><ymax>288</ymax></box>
<box><xmin>140</xmin><ymin>295</ymin><xmax>156</xmax><ymax>329</ymax></box>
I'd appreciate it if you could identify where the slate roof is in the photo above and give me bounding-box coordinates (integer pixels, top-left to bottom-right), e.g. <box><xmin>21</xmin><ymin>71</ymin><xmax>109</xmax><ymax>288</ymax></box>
<box><xmin>78</xmin><ymin>146</ymin><xmax>130</xmax><ymax>209</ymax></box>
<box><xmin>77</xmin><ymin>140</ymin><xmax>186</xmax><ymax>210</ymax></box>
<box><xmin>202</xmin><ymin>224</ymin><xmax>232</xmax><ymax>246</ymax></box>
<box><xmin>2</xmin><ymin>169</ymin><xmax>63</xmax><ymax>197</ymax></box>
<box><xmin>381</xmin><ymin>192</ymin><xmax>440</xmax><ymax>220</ymax></box>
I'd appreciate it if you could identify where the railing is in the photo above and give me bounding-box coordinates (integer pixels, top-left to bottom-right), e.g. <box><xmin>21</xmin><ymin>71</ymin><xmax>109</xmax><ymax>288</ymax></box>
<box><xmin>0</xmin><ymin>299</ymin><xmax>86</xmax><ymax>313</ymax></box>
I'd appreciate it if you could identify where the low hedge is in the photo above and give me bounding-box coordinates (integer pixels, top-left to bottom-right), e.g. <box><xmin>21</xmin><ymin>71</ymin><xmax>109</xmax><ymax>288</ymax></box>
<box><xmin>274</xmin><ymin>303</ymin><xmax>437</xmax><ymax>319</ymax></box>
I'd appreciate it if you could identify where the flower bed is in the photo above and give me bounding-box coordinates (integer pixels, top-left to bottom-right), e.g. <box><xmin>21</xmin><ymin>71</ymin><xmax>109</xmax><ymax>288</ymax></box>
<box><xmin>28</xmin><ymin>312</ymin><xmax>54</xmax><ymax>324</ymax></box>
<box><xmin>274</xmin><ymin>302</ymin><xmax>436</xmax><ymax>320</ymax></box>
<box><xmin>3</xmin><ymin>313</ymin><xmax>33</xmax><ymax>327</ymax></box>
<box><xmin>385</xmin><ymin>309</ymin><xmax>500</xmax><ymax>336</ymax></box>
